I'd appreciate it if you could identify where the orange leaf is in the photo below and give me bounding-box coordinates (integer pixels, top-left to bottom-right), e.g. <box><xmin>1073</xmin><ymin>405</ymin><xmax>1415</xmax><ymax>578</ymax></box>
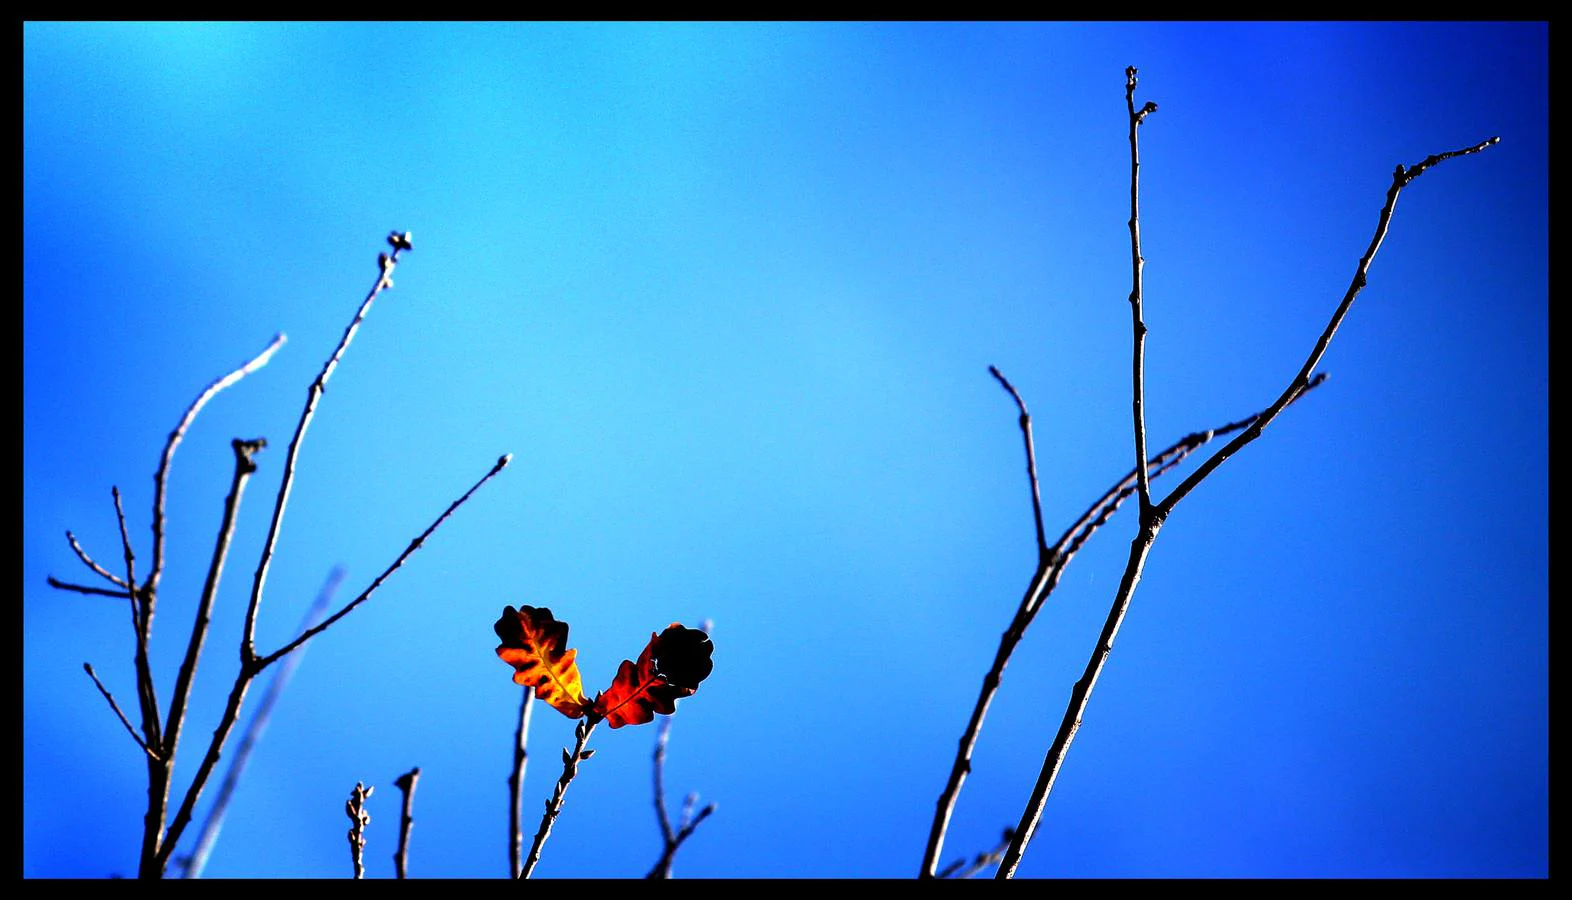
<box><xmin>494</xmin><ymin>605</ymin><xmax>591</xmax><ymax>719</ymax></box>
<box><xmin>593</xmin><ymin>623</ymin><xmax>714</xmax><ymax>728</ymax></box>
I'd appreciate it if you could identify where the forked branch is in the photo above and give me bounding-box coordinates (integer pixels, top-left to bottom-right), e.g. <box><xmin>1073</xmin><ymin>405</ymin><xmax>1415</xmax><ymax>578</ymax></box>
<box><xmin>917</xmin><ymin>366</ymin><xmax>1325</xmax><ymax>877</ymax></box>
<box><xmin>993</xmin><ymin>70</ymin><xmax>1498</xmax><ymax>877</ymax></box>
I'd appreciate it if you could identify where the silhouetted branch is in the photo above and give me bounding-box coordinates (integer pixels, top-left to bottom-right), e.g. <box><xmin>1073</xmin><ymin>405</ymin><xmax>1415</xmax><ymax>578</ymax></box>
<box><xmin>994</xmin><ymin>71</ymin><xmax>1499</xmax><ymax>878</ymax></box>
<box><xmin>988</xmin><ymin>366</ymin><xmax>1048</xmax><ymax>558</ymax></box>
<box><xmin>241</xmin><ymin>232</ymin><xmax>412</xmax><ymax>666</ymax></box>
<box><xmin>937</xmin><ymin>827</ymin><xmax>1014</xmax><ymax>878</ymax></box>
<box><xmin>917</xmin><ymin>373</ymin><xmax>1325</xmax><ymax>877</ymax></box>
<box><xmin>257</xmin><ymin>452</ymin><xmax>512</xmax><ymax>669</ymax></box>
<box><xmin>83</xmin><ymin>663</ymin><xmax>157</xmax><ymax>760</ymax></box>
<box><xmin>393</xmin><ymin>768</ymin><xmax>420</xmax><ymax>879</ymax></box>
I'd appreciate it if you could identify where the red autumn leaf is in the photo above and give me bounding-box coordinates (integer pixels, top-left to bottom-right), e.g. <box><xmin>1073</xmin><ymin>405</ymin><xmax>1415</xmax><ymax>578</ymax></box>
<box><xmin>593</xmin><ymin>623</ymin><xmax>714</xmax><ymax>728</ymax></box>
<box><xmin>494</xmin><ymin>605</ymin><xmax>591</xmax><ymax>719</ymax></box>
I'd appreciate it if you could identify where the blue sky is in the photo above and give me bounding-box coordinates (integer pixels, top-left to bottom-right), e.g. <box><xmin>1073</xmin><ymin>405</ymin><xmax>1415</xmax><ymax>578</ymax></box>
<box><xmin>24</xmin><ymin>22</ymin><xmax>1547</xmax><ymax>878</ymax></box>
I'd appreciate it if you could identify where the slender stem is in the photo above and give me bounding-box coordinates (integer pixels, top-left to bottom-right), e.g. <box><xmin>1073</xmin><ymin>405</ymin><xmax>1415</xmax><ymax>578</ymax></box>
<box><xmin>1125</xmin><ymin>66</ymin><xmax>1158</xmax><ymax>515</ymax></box>
<box><xmin>83</xmin><ymin>663</ymin><xmax>157</xmax><ymax>760</ymax></box>
<box><xmin>66</xmin><ymin>530</ymin><xmax>130</xmax><ymax>587</ymax></box>
<box><xmin>393</xmin><ymin>767</ymin><xmax>421</xmax><ymax>879</ymax></box>
<box><xmin>256</xmin><ymin>452</ymin><xmax>512</xmax><ymax>669</ymax></box>
<box><xmin>241</xmin><ymin>237</ymin><xmax>409</xmax><ymax>665</ymax></box>
<box><xmin>47</xmin><ymin>577</ymin><xmax>131</xmax><ymax>599</ymax></box>
<box><xmin>179</xmin><ymin>567</ymin><xmax>344</xmax><ymax>878</ymax></box>
<box><xmin>508</xmin><ymin>688</ymin><xmax>534</xmax><ymax>878</ymax></box>
<box><xmin>1155</xmin><ymin>137</ymin><xmax>1499</xmax><ymax>519</ymax></box>
<box><xmin>162</xmin><ymin>440</ymin><xmax>264</xmax><ymax>763</ymax></box>
<box><xmin>519</xmin><ymin>716</ymin><xmax>599</xmax><ymax>879</ymax></box>
<box><xmin>653</xmin><ymin>718</ymin><xmax>676</xmax><ymax>846</ymax></box>
<box><xmin>937</xmin><ymin>828</ymin><xmax>1015</xmax><ymax>879</ymax></box>
<box><xmin>988</xmin><ymin>367</ymin><xmax>1048</xmax><ymax>558</ymax></box>
<box><xmin>112</xmin><ymin>487</ymin><xmax>162</xmax><ymax>749</ymax></box>
<box><xmin>157</xmin><ymin>451</ymin><xmax>505</xmax><ymax>870</ymax></box>
<box><xmin>149</xmin><ymin>333</ymin><xmax>286</xmax><ymax>597</ymax></box>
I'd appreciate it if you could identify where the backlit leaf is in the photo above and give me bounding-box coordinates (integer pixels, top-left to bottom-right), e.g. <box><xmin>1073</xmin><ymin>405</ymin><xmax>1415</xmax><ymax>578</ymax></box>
<box><xmin>494</xmin><ymin>605</ymin><xmax>591</xmax><ymax>719</ymax></box>
<box><xmin>593</xmin><ymin>623</ymin><xmax>714</xmax><ymax>728</ymax></box>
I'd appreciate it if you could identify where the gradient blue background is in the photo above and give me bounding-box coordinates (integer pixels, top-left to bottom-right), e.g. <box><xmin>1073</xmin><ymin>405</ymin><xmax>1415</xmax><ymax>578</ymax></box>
<box><xmin>24</xmin><ymin>22</ymin><xmax>1547</xmax><ymax>878</ymax></box>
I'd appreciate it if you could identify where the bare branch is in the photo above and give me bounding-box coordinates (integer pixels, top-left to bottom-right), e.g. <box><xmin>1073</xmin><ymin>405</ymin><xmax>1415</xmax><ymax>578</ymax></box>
<box><xmin>393</xmin><ymin>767</ymin><xmax>420</xmax><ymax>879</ymax></box>
<box><xmin>508</xmin><ymin>688</ymin><xmax>534</xmax><ymax>878</ymax></box>
<box><xmin>153</xmin><ymin>235</ymin><xmax>455</xmax><ymax>873</ymax></box>
<box><xmin>1125</xmin><ymin>65</ymin><xmax>1158</xmax><ymax>517</ymax></box>
<box><xmin>256</xmin><ymin>451</ymin><xmax>512</xmax><ymax>669</ymax></box>
<box><xmin>65</xmin><ymin>530</ymin><xmax>130</xmax><ymax>588</ymax></box>
<box><xmin>937</xmin><ymin>827</ymin><xmax>1014</xmax><ymax>879</ymax></box>
<box><xmin>916</xmin><ymin>377</ymin><xmax>1325</xmax><ymax>877</ymax></box>
<box><xmin>148</xmin><ymin>332</ymin><xmax>286</xmax><ymax>596</ymax></box>
<box><xmin>162</xmin><ymin>439</ymin><xmax>265</xmax><ymax>765</ymax></box>
<box><xmin>241</xmin><ymin>234</ymin><xmax>412</xmax><ymax>666</ymax></box>
<box><xmin>993</xmin><ymin>80</ymin><xmax>1498</xmax><ymax>878</ymax></box>
<box><xmin>83</xmin><ymin>663</ymin><xmax>158</xmax><ymax>761</ymax></box>
<box><xmin>988</xmin><ymin>366</ymin><xmax>1048</xmax><ymax>558</ymax></box>
<box><xmin>520</xmin><ymin>716</ymin><xmax>599</xmax><ymax>879</ymax></box>
<box><xmin>47</xmin><ymin>576</ymin><xmax>132</xmax><ymax>599</ymax></box>
<box><xmin>1155</xmin><ymin>138</ymin><xmax>1499</xmax><ymax>518</ymax></box>
<box><xmin>111</xmin><ymin>487</ymin><xmax>162</xmax><ymax>751</ymax></box>
<box><xmin>646</xmin><ymin>715</ymin><xmax>716</xmax><ymax>879</ymax></box>
<box><xmin>179</xmin><ymin>567</ymin><xmax>344</xmax><ymax>879</ymax></box>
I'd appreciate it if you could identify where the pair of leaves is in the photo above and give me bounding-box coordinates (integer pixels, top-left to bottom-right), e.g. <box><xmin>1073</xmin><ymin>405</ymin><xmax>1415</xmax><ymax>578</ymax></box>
<box><xmin>494</xmin><ymin>606</ymin><xmax>714</xmax><ymax>728</ymax></box>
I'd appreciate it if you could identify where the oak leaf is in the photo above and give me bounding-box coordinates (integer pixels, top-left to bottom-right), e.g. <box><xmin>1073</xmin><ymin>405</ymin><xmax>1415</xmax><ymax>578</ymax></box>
<box><xmin>494</xmin><ymin>605</ymin><xmax>591</xmax><ymax>719</ymax></box>
<box><xmin>593</xmin><ymin>624</ymin><xmax>714</xmax><ymax>728</ymax></box>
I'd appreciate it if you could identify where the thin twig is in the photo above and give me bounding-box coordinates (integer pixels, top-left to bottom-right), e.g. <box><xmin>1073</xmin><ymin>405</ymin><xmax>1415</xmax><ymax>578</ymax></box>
<box><xmin>989</xmin><ymin>367</ymin><xmax>1048</xmax><ymax>558</ymax></box>
<box><xmin>393</xmin><ymin>767</ymin><xmax>420</xmax><ymax>879</ymax></box>
<box><xmin>994</xmin><ymin>80</ymin><xmax>1499</xmax><ymax>877</ymax></box>
<box><xmin>917</xmin><ymin>374</ymin><xmax>1325</xmax><ymax>877</ymax></box>
<box><xmin>111</xmin><ymin>486</ymin><xmax>163</xmax><ymax>749</ymax></box>
<box><xmin>256</xmin><ymin>451</ymin><xmax>512</xmax><ymax>669</ymax></box>
<box><xmin>1154</xmin><ymin>137</ymin><xmax>1500</xmax><ymax>519</ymax></box>
<box><xmin>653</xmin><ymin>716</ymin><xmax>678</xmax><ymax>843</ymax></box>
<box><xmin>65</xmin><ymin>530</ymin><xmax>130</xmax><ymax>587</ymax></box>
<box><xmin>157</xmin><ymin>450</ymin><xmax>508</xmax><ymax>870</ymax></box>
<box><xmin>519</xmin><ymin>716</ymin><xmax>599</xmax><ymax>879</ymax></box>
<box><xmin>1125</xmin><ymin>65</ymin><xmax>1158</xmax><ymax>516</ymax></box>
<box><xmin>148</xmin><ymin>332</ymin><xmax>286</xmax><ymax>597</ymax></box>
<box><xmin>508</xmin><ymin>688</ymin><xmax>534</xmax><ymax>878</ymax></box>
<box><xmin>162</xmin><ymin>440</ymin><xmax>265</xmax><ymax>764</ymax></box>
<box><xmin>937</xmin><ymin>828</ymin><xmax>1015</xmax><ymax>879</ymax></box>
<box><xmin>240</xmin><ymin>233</ymin><xmax>411</xmax><ymax>666</ymax></box>
<box><xmin>83</xmin><ymin>663</ymin><xmax>158</xmax><ymax>760</ymax></box>
<box><xmin>47</xmin><ymin>576</ymin><xmax>132</xmax><ymax>599</ymax></box>
<box><xmin>179</xmin><ymin>567</ymin><xmax>345</xmax><ymax>879</ymax></box>
<box><xmin>647</xmin><ymin>802</ymin><xmax>716</xmax><ymax>879</ymax></box>
<box><xmin>346</xmin><ymin>782</ymin><xmax>373</xmax><ymax>879</ymax></box>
